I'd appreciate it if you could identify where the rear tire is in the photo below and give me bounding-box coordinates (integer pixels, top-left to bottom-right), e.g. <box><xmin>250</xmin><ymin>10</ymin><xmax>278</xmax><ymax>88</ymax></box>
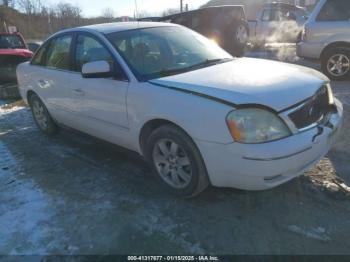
<box><xmin>28</xmin><ymin>93</ymin><xmax>58</xmax><ymax>135</ymax></box>
<box><xmin>228</xmin><ymin>20</ymin><xmax>249</xmax><ymax>57</ymax></box>
<box><xmin>145</xmin><ymin>125</ymin><xmax>209</xmax><ymax>197</ymax></box>
<box><xmin>321</xmin><ymin>47</ymin><xmax>350</xmax><ymax>81</ymax></box>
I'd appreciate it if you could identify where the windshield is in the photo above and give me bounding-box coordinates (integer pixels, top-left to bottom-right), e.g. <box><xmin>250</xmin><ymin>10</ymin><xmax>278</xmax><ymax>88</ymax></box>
<box><xmin>0</xmin><ymin>35</ymin><xmax>26</xmax><ymax>49</ymax></box>
<box><xmin>106</xmin><ymin>26</ymin><xmax>233</xmax><ymax>81</ymax></box>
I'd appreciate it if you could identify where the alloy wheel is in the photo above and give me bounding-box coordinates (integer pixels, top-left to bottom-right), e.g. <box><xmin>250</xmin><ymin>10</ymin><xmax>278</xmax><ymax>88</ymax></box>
<box><xmin>327</xmin><ymin>54</ymin><xmax>350</xmax><ymax>77</ymax></box>
<box><xmin>152</xmin><ymin>139</ymin><xmax>192</xmax><ymax>189</ymax></box>
<box><xmin>32</xmin><ymin>100</ymin><xmax>48</xmax><ymax>130</ymax></box>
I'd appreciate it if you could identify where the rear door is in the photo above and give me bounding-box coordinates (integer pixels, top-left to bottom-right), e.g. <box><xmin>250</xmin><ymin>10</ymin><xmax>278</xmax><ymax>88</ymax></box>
<box><xmin>29</xmin><ymin>33</ymin><xmax>76</xmax><ymax>125</ymax></box>
<box><xmin>259</xmin><ymin>8</ymin><xmax>299</xmax><ymax>42</ymax></box>
<box><xmin>314</xmin><ymin>0</ymin><xmax>350</xmax><ymax>41</ymax></box>
<box><xmin>69</xmin><ymin>33</ymin><xmax>130</xmax><ymax>143</ymax></box>
<box><xmin>258</xmin><ymin>8</ymin><xmax>274</xmax><ymax>41</ymax></box>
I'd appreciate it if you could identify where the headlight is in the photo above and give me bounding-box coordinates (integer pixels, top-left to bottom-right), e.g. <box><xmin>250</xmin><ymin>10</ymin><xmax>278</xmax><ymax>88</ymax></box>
<box><xmin>226</xmin><ymin>108</ymin><xmax>291</xmax><ymax>144</ymax></box>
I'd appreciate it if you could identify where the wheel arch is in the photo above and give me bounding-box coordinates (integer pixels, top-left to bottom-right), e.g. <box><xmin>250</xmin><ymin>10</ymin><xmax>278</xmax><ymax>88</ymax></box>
<box><xmin>321</xmin><ymin>42</ymin><xmax>350</xmax><ymax>59</ymax></box>
<box><xmin>138</xmin><ymin>118</ymin><xmax>211</xmax><ymax>194</ymax></box>
<box><xmin>139</xmin><ymin>118</ymin><xmax>194</xmax><ymax>156</ymax></box>
<box><xmin>26</xmin><ymin>90</ymin><xmax>37</xmax><ymax>105</ymax></box>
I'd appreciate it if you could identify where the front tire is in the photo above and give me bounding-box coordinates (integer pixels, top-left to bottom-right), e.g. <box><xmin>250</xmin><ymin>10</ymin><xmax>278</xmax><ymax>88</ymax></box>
<box><xmin>321</xmin><ymin>47</ymin><xmax>350</xmax><ymax>81</ymax></box>
<box><xmin>29</xmin><ymin>93</ymin><xmax>58</xmax><ymax>135</ymax></box>
<box><xmin>145</xmin><ymin>125</ymin><xmax>209</xmax><ymax>197</ymax></box>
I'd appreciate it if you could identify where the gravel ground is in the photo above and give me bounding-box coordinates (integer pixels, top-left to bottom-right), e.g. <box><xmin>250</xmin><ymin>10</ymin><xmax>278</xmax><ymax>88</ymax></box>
<box><xmin>0</xmin><ymin>47</ymin><xmax>350</xmax><ymax>255</ymax></box>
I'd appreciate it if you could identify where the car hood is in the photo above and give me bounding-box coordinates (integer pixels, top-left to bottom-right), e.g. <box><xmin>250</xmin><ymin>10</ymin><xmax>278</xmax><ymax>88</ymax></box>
<box><xmin>0</xmin><ymin>48</ymin><xmax>33</xmax><ymax>58</ymax></box>
<box><xmin>149</xmin><ymin>58</ymin><xmax>328</xmax><ymax>112</ymax></box>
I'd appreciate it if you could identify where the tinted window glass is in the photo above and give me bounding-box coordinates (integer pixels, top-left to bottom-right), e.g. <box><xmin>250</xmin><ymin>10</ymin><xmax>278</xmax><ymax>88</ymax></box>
<box><xmin>75</xmin><ymin>35</ymin><xmax>113</xmax><ymax>72</ymax></box>
<box><xmin>317</xmin><ymin>0</ymin><xmax>350</xmax><ymax>21</ymax></box>
<box><xmin>222</xmin><ymin>7</ymin><xmax>245</xmax><ymax>20</ymax></box>
<box><xmin>31</xmin><ymin>42</ymin><xmax>48</xmax><ymax>66</ymax></box>
<box><xmin>262</xmin><ymin>9</ymin><xmax>272</xmax><ymax>21</ymax></box>
<box><xmin>0</xmin><ymin>35</ymin><xmax>25</xmax><ymax>49</ymax></box>
<box><xmin>45</xmin><ymin>35</ymin><xmax>72</xmax><ymax>70</ymax></box>
<box><xmin>279</xmin><ymin>10</ymin><xmax>297</xmax><ymax>21</ymax></box>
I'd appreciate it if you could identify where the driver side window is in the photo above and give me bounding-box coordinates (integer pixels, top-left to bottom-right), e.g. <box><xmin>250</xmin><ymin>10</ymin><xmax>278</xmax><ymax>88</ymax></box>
<box><xmin>75</xmin><ymin>34</ymin><xmax>113</xmax><ymax>72</ymax></box>
<box><xmin>45</xmin><ymin>35</ymin><xmax>72</xmax><ymax>70</ymax></box>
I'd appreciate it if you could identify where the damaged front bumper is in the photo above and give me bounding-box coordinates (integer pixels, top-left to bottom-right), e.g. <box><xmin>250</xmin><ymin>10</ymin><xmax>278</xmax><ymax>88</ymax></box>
<box><xmin>196</xmin><ymin>98</ymin><xmax>343</xmax><ymax>190</ymax></box>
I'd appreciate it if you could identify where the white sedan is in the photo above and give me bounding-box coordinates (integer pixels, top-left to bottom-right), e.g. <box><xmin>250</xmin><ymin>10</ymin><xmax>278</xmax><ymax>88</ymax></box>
<box><xmin>17</xmin><ymin>22</ymin><xmax>343</xmax><ymax>196</ymax></box>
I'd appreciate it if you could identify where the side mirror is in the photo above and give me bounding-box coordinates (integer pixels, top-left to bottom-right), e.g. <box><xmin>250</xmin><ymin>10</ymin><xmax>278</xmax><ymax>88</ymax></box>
<box><xmin>82</xmin><ymin>60</ymin><xmax>112</xmax><ymax>78</ymax></box>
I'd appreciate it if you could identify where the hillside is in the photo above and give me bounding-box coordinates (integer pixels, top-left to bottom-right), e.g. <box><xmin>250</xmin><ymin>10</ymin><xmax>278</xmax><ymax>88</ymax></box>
<box><xmin>0</xmin><ymin>6</ymin><xmax>131</xmax><ymax>40</ymax></box>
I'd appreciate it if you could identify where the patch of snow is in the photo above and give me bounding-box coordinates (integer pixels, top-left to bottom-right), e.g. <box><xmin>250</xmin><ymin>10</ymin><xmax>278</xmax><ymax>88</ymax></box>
<box><xmin>287</xmin><ymin>225</ymin><xmax>331</xmax><ymax>242</ymax></box>
<box><xmin>135</xmin><ymin>202</ymin><xmax>206</xmax><ymax>254</ymax></box>
<box><xmin>0</xmin><ymin>104</ymin><xmax>33</xmax><ymax>131</ymax></box>
<box><xmin>0</xmin><ymin>141</ymin><xmax>56</xmax><ymax>255</ymax></box>
<box><xmin>0</xmin><ymin>105</ymin><xmax>25</xmax><ymax>115</ymax></box>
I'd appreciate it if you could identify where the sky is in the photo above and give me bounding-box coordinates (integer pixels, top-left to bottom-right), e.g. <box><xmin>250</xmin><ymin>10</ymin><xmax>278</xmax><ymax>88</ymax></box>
<box><xmin>46</xmin><ymin>0</ymin><xmax>209</xmax><ymax>18</ymax></box>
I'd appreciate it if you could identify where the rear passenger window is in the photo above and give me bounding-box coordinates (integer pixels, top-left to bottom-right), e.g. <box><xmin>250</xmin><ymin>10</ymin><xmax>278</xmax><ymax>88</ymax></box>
<box><xmin>45</xmin><ymin>35</ymin><xmax>72</xmax><ymax>70</ymax></box>
<box><xmin>317</xmin><ymin>0</ymin><xmax>350</xmax><ymax>21</ymax></box>
<box><xmin>75</xmin><ymin>35</ymin><xmax>113</xmax><ymax>72</ymax></box>
<box><xmin>262</xmin><ymin>9</ymin><xmax>272</xmax><ymax>21</ymax></box>
<box><xmin>31</xmin><ymin>42</ymin><xmax>48</xmax><ymax>66</ymax></box>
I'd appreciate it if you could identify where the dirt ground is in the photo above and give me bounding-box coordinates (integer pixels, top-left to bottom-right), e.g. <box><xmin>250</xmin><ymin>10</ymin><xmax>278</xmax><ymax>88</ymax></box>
<box><xmin>0</xmin><ymin>47</ymin><xmax>350</xmax><ymax>255</ymax></box>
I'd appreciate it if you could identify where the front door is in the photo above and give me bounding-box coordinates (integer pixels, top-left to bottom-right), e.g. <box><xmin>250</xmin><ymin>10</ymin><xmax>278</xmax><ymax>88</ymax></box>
<box><xmin>70</xmin><ymin>33</ymin><xmax>130</xmax><ymax>144</ymax></box>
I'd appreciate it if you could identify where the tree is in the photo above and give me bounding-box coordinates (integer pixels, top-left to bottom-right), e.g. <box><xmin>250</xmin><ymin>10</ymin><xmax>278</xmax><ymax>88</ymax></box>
<box><xmin>101</xmin><ymin>7</ymin><xmax>114</xmax><ymax>19</ymax></box>
<box><xmin>54</xmin><ymin>2</ymin><xmax>82</xmax><ymax>28</ymax></box>
<box><xmin>17</xmin><ymin>0</ymin><xmax>42</xmax><ymax>14</ymax></box>
<box><xmin>1</xmin><ymin>0</ymin><xmax>13</xmax><ymax>7</ymax></box>
<box><xmin>162</xmin><ymin>8</ymin><xmax>179</xmax><ymax>17</ymax></box>
<box><xmin>136</xmin><ymin>10</ymin><xmax>151</xmax><ymax>19</ymax></box>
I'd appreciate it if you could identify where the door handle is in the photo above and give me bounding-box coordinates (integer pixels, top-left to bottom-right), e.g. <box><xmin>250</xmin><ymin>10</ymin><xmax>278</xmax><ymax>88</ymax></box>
<box><xmin>38</xmin><ymin>79</ymin><xmax>49</xmax><ymax>87</ymax></box>
<box><xmin>73</xmin><ymin>88</ymin><xmax>84</xmax><ymax>95</ymax></box>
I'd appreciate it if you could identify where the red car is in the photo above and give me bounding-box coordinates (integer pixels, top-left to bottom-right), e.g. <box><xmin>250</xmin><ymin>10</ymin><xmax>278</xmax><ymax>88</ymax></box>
<box><xmin>0</xmin><ymin>32</ymin><xmax>33</xmax><ymax>84</ymax></box>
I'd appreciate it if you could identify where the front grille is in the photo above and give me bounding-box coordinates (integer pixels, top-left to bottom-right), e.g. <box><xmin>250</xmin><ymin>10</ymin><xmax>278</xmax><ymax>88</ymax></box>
<box><xmin>289</xmin><ymin>86</ymin><xmax>330</xmax><ymax>130</ymax></box>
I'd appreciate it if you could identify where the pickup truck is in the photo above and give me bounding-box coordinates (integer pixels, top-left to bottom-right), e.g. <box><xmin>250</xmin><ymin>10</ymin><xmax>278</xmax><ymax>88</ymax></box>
<box><xmin>0</xmin><ymin>32</ymin><xmax>33</xmax><ymax>83</ymax></box>
<box><xmin>249</xmin><ymin>2</ymin><xmax>308</xmax><ymax>46</ymax></box>
<box><xmin>160</xmin><ymin>6</ymin><xmax>249</xmax><ymax>57</ymax></box>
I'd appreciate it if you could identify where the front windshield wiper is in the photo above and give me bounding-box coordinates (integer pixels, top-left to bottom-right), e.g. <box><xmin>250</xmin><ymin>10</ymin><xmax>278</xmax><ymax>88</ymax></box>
<box><xmin>159</xmin><ymin>58</ymin><xmax>233</xmax><ymax>77</ymax></box>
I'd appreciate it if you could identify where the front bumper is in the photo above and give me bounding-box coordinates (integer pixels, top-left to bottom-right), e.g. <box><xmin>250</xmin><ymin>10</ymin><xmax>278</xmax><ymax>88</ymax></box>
<box><xmin>296</xmin><ymin>41</ymin><xmax>323</xmax><ymax>60</ymax></box>
<box><xmin>196</xmin><ymin>99</ymin><xmax>343</xmax><ymax>191</ymax></box>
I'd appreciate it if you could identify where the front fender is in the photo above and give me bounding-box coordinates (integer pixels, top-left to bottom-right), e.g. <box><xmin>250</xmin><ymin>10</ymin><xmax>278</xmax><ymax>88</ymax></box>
<box><xmin>127</xmin><ymin>82</ymin><xmax>235</xmax><ymax>152</ymax></box>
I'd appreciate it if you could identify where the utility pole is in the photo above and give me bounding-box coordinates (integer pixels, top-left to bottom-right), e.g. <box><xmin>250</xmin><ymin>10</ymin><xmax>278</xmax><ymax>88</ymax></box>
<box><xmin>186</xmin><ymin>4</ymin><xmax>189</xmax><ymax>12</ymax></box>
<box><xmin>180</xmin><ymin>0</ymin><xmax>183</xmax><ymax>12</ymax></box>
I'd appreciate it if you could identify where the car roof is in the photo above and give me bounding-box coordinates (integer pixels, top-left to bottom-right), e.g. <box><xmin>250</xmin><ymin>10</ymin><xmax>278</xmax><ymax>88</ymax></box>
<box><xmin>63</xmin><ymin>22</ymin><xmax>178</xmax><ymax>35</ymax></box>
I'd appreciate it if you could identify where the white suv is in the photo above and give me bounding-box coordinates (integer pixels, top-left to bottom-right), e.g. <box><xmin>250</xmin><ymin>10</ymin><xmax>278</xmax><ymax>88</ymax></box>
<box><xmin>297</xmin><ymin>0</ymin><xmax>350</xmax><ymax>81</ymax></box>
